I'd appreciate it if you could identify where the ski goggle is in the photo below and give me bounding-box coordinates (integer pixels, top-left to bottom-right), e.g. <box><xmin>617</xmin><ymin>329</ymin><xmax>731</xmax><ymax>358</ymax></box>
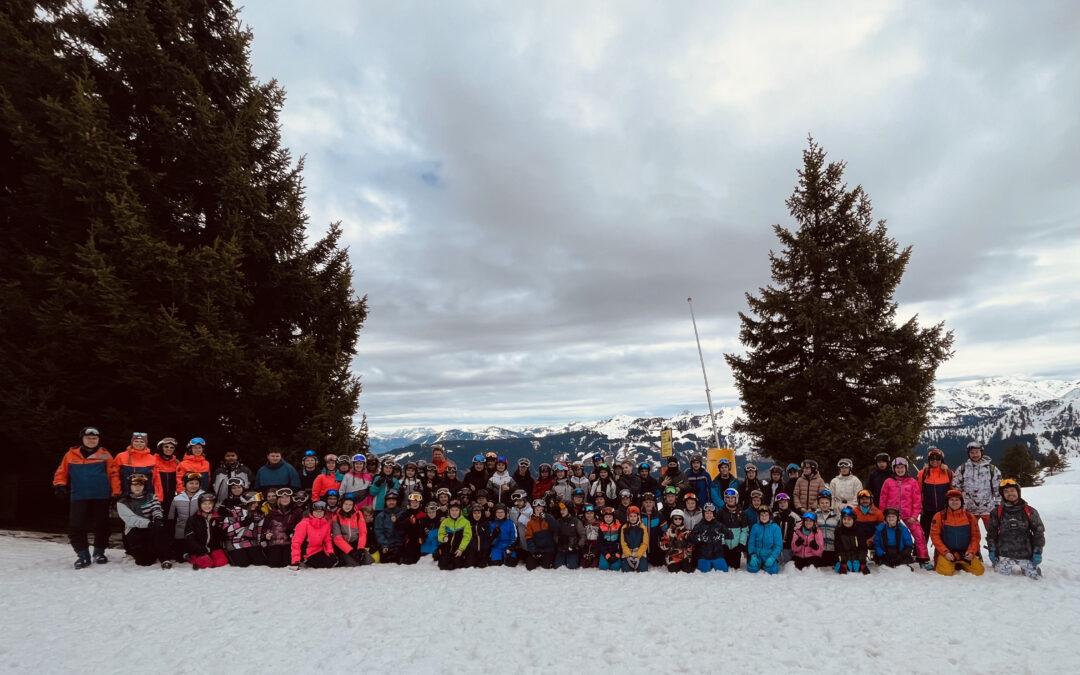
<box><xmin>584</xmin><ymin>505</ymin><xmax>595</xmax><ymax>512</ymax></box>
<box><xmin>638</xmin><ymin>463</ymin><xmax>650</xmax><ymax>470</ymax></box>
<box><xmin>352</xmin><ymin>454</ymin><xmax>366</xmax><ymax>463</ymax></box>
<box><xmin>183</xmin><ymin>472</ymin><xmax>202</xmax><ymax>483</ymax></box>
<box><xmin>82</xmin><ymin>427</ymin><xmax>100</xmax><ymax>436</ymax></box>
<box><xmin>188</xmin><ymin>437</ymin><xmax>205</xmax><ymax>446</ymax></box>
<box><xmin>723</xmin><ymin>488</ymin><xmax>738</xmax><ymax>497</ymax></box>
<box><xmin>131</xmin><ymin>432</ymin><xmax>148</xmax><ymax>438</ymax></box>
<box><xmin>227</xmin><ymin>477</ymin><xmax>245</xmax><ymax>487</ymax></box>
<box><xmin>336</xmin><ymin>455</ymin><xmax>351</xmax><ymax>463</ymax></box>
<box><xmin>663</xmin><ymin>487</ymin><xmax>678</xmax><ymax>495</ymax></box>
<box><xmin>819</xmin><ymin>489</ymin><xmax>832</xmax><ymax>498</ymax></box>
<box><xmin>325</xmin><ymin>490</ymin><xmax>339</xmax><ymax>498</ymax></box>
<box><xmin>408</xmin><ymin>493</ymin><xmax>423</xmax><ymax>502</ymax></box>
<box><xmin>303</xmin><ymin>450</ymin><xmax>317</xmax><ymax>457</ymax></box>
<box><xmin>775</xmin><ymin>493</ymin><xmax>790</xmax><ymax>501</ymax></box>
<box><xmin>275</xmin><ymin>488</ymin><xmax>294</xmax><ymax>497</ymax></box>
<box><xmin>496</xmin><ymin>456</ymin><xmax>507</xmax><ymax>464</ymax></box>
<box><xmin>342</xmin><ymin>493</ymin><xmax>356</xmax><ymax>501</ymax></box>
<box><xmin>473</xmin><ymin>455</ymin><xmax>484</xmax><ymax>463</ymax></box>
<box><xmin>999</xmin><ymin>478</ymin><xmax>1019</xmax><ymax>489</ymax></box>
<box><xmin>446</xmin><ymin>466</ymin><xmax>457</xmax><ymax>473</ymax></box>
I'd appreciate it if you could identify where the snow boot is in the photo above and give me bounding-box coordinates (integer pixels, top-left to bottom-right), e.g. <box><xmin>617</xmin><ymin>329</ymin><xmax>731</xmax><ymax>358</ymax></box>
<box><xmin>919</xmin><ymin>560</ymin><xmax>934</xmax><ymax>571</ymax></box>
<box><xmin>74</xmin><ymin>550</ymin><xmax>92</xmax><ymax>569</ymax></box>
<box><xmin>161</xmin><ymin>561</ymin><xmax>173</xmax><ymax>570</ymax></box>
<box><xmin>861</xmin><ymin>564</ymin><xmax>871</xmax><ymax>575</ymax></box>
<box><xmin>93</xmin><ymin>548</ymin><xmax>108</xmax><ymax>565</ymax></box>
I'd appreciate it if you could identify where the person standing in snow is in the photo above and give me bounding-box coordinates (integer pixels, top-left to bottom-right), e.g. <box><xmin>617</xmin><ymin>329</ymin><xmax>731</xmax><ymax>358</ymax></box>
<box><xmin>487</xmin><ymin>457</ymin><xmax>517</xmax><ymax>506</ymax></box>
<box><xmin>298</xmin><ymin>450</ymin><xmax>319</xmax><ymax>491</ymax></box>
<box><xmin>738</xmin><ymin>463</ymin><xmax>765</xmax><ymax>509</ymax></box>
<box><xmin>791</xmin><ymin>460</ymin><xmax>826</xmax><ymax>514</ymax></box>
<box><xmin>813</xmin><ymin>490</ymin><xmax>840</xmax><ymax>568</ymax></box>
<box><xmin>718</xmin><ymin>488</ymin><xmax>750</xmax><ymax>570</ymax></box>
<box><xmin>211</xmin><ymin>450</ymin><xmax>254</xmax><ymax>503</ymax></box>
<box><xmin>685</xmin><ymin>454</ymin><xmax>713</xmax><ymax>507</ymax></box>
<box><xmin>152</xmin><ymin>437</ymin><xmax>180</xmax><ymax>515</ymax></box>
<box><xmin>828</xmin><ymin>459</ymin><xmax>863</xmax><ymax>514</ymax></box>
<box><xmin>709</xmin><ymin>458</ymin><xmax>739</xmax><ymax>506</ymax></box>
<box><xmin>954</xmin><ymin>441</ymin><xmax>1002</xmax><ymax>534</ymax></box>
<box><xmin>659</xmin><ymin>456</ymin><xmax>689</xmax><ymax>496</ymax></box>
<box><xmin>175</xmin><ymin>438</ymin><xmax>211</xmax><ymax>493</ymax></box>
<box><xmin>771</xmin><ymin>493</ymin><xmax>800</xmax><ymax>565</ymax></box>
<box><xmin>866</xmin><ymin>452</ymin><xmax>892</xmax><ymax>505</ymax></box>
<box><xmin>54</xmin><ymin>426</ymin><xmax>121</xmax><ymax>568</ymax></box>
<box><xmin>987</xmin><ymin>478</ymin><xmax>1045</xmax><ymax>580</ymax></box>
<box><xmin>254</xmin><ymin>450</ymin><xmax>301</xmax><ymax>492</ymax></box>
<box><xmin>115</xmin><ymin>432</ymin><xmax>157</xmax><ymax>493</ymax></box>
<box><xmin>763</xmin><ymin>465</ymin><xmax>787</xmax><ymax>508</ymax></box>
<box><xmin>929</xmin><ymin>490</ymin><xmax>984</xmax><ymax>577</ymax></box>
<box><xmin>917</xmin><ymin>448</ymin><xmax>954</xmax><ymax>544</ymax></box>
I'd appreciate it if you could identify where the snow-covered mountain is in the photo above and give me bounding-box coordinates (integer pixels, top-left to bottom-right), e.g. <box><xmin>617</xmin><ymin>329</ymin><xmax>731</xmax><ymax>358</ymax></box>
<box><xmin>369</xmin><ymin>377</ymin><xmax>1080</xmax><ymax>461</ymax></box>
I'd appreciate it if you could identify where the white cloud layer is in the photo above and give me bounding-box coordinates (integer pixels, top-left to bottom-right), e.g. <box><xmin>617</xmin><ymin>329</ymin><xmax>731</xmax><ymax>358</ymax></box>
<box><xmin>240</xmin><ymin>1</ymin><xmax>1080</xmax><ymax>431</ymax></box>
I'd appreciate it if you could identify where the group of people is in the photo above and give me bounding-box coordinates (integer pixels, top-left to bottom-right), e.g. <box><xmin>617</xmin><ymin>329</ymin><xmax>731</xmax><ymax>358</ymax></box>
<box><xmin>52</xmin><ymin>427</ymin><xmax>1046</xmax><ymax>579</ymax></box>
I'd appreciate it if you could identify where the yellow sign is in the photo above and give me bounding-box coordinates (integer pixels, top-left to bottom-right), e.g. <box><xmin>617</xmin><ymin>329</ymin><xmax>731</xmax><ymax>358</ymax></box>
<box><xmin>660</xmin><ymin>428</ymin><xmax>673</xmax><ymax>458</ymax></box>
<box><xmin>707</xmin><ymin>447</ymin><xmax>737</xmax><ymax>479</ymax></box>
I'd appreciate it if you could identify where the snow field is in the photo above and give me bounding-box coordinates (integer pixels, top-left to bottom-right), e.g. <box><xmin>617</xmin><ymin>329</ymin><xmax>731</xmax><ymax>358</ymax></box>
<box><xmin>1</xmin><ymin>468</ymin><xmax>1078</xmax><ymax>675</ymax></box>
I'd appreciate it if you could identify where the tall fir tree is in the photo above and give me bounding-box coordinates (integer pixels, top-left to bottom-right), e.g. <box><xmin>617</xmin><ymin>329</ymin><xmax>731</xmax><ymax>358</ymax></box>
<box><xmin>1000</xmin><ymin>443</ymin><xmax>1043</xmax><ymax>487</ymax></box>
<box><xmin>724</xmin><ymin>139</ymin><xmax>953</xmax><ymax>470</ymax></box>
<box><xmin>1040</xmin><ymin>448</ymin><xmax>1068</xmax><ymax>476</ymax></box>
<box><xmin>0</xmin><ymin>0</ymin><xmax>366</xmax><ymax>523</ymax></box>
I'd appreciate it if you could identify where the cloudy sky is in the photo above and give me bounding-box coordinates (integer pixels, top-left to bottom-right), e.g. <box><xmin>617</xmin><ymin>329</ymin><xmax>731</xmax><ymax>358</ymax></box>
<box><xmin>240</xmin><ymin>1</ymin><xmax>1079</xmax><ymax>432</ymax></box>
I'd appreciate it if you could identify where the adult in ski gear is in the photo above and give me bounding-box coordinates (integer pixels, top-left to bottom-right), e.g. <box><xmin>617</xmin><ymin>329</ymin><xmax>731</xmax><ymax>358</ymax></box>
<box><xmin>616</xmin><ymin>460</ymin><xmax>642</xmax><ymax>497</ymax></box>
<box><xmin>917</xmin><ymin>448</ymin><xmax>954</xmax><ymax>544</ymax></box>
<box><xmin>175</xmin><ymin>438</ymin><xmax>211</xmax><ymax>492</ymax></box>
<box><xmin>619</xmin><ymin>506</ymin><xmax>649</xmax><ymax>572</ymax></box>
<box><xmin>637</xmin><ymin>462</ymin><xmax>660</xmax><ymax>501</ymax></box>
<box><xmin>660</xmin><ymin>457</ymin><xmax>689</xmax><ymax>496</ymax></box>
<box><xmin>747</xmin><ymin>507</ymin><xmax>783</xmax><ymax>574</ymax></box>
<box><xmin>792</xmin><ymin>460</ymin><xmax>826</xmax><ymax>513</ymax></box>
<box><xmin>873</xmin><ymin>508</ymin><xmax>915</xmax><ymax>567</ymax></box>
<box><xmin>532</xmin><ymin>464</ymin><xmax>556</xmax><ymax>501</ymax></box>
<box><xmin>115</xmin><ymin>432</ymin><xmax>157</xmax><ymax>493</ymax></box>
<box><xmin>487</xmin><ymin>459</ymin><xmax>518</xmax><ymax>506</ymax></box>
<box><xmin>987</xmin><ymin>479</ymin><xmax>1045</xmax><ymax>580</ymax></box>
<box><xmin>791</xmin><ymin>513</ymin><xmax>824</xmax><ymax>570</ymax></box>
<box><xmin>211</xmin><ymin>451</ymin><xmax>254</xmax><ymax>503</ymax></box>
<box><xmin>338</xmin><ymin>457</ymin><xmax>374</xmax><ymax>509</ymax></box>
<box><xmin>685</xmin><ymin>455</ymin><xmax>713</xmax><ymax>506</ymax></box>
<box><xmin>152</xmin><ymin>438</ymin><xmax>180</xmax><ymax>514</ymax></box>
<box><xmin>709</xmin><ymin>459</ymin><xmax>739</xmax><ymax>507</ymax></box>
<box><xmin>589</xmin><ymin>464</ymin><xmax>618</xmax><ymax>503</ymax></box>
<box><xmin>763</xmin><ymin>465</ymin><xmax>787</xmax><ymax>508</ymax></box>
<box><xmin>186</xmin><ymin>493</ymin><xmax>227</xmax><ymax>569</ymax></box>
<box><xmin>879</xmin><ymin>457</ymin><xmax>931</xmax><ymax>567</ymax></box>
<box><xmin>254</xmin><ymin>450</ymin><xmax>301</xmax><ymax>491</ymax></box>
<box><xmin>955</xmin><ymin>442</ymin><xmax>1002</xmax><ymax>530</ymax></box>
<box><xmin>370</xmin><ymin>460</ymin><xmax>402</xmax><ymax>512</ymax></box>
<box><xmin>312</xmin><ymin>455</ymin><xmax>350</xmax><ymax>502</ymax></box>
<box><xmin>828</xmin><ymin>459</ymin><xmax>863</xmax><ymax>514</ymax></box>
<box><xmin>116</xmin><ymin>474</ymin><xmax>172</xmax><ymax>567</ymax></box>
<box><xmin>299</xmin><ymin>450</ymin><xmax>320</xmax><ymax>491</ymax></box>
<box><xmin>866</xmin><ymin>452</ymin><xmax>892</xmax><ymax>506</ymax></box>
<box><xmin>929</xmin><ymin>490</ymin><xmax>984</xmax><ymax>576</ymax></box>
<box><xmin>429</xmin><ymin>444</ymin><xmax>450</xmax><ymax>476</ymax></box>
<box><xmin>833</xmin><ymin>508</ymin><xmax>870</xmax><ymax>575</ymax></box>
<box><xmin>290</xmin><ymin>502</ymin><xmax>336</xmax><ymax>568</ymax></box>
<box><xmin>54</xmin><ymin>427</ymin><xmax>121</xmax><ymax>567</ymax></box>
<box><xmin>690</xmin><ymin>503</ymin><xmax>732</xmax><ymax>572</ymax></box>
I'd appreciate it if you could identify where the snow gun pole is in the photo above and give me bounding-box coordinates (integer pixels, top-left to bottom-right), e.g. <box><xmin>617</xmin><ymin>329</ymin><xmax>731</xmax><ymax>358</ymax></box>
<box><xmin>687</xmin><ymin>298</ymin><xmax>723</xmax><ymax>452</ymax></box>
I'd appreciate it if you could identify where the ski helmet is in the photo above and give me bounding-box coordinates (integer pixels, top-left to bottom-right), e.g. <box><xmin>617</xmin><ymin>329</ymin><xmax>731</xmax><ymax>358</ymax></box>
<box><xmin>775</xmin><ymin>492</ymin><xmax>790</xmax><ymax>502</ymax></box>
<box><xmin>998</xmin><ymin>478</ymin><xmax>1021</xmax><ymax>499</ymax></box>
<box><xmin>801</xmin><ymin>512</ymin><xmax>816</xmax><ymax>523</ymax></box>
<box><xmin>668</xmin><ymin>509</ymin><xmax>686</xmax><ymax>521</ymax></box>
<box><xmin>837</xmin><ymin>458</ymin><xmax>853</xmax><ymax>468</ymax></box>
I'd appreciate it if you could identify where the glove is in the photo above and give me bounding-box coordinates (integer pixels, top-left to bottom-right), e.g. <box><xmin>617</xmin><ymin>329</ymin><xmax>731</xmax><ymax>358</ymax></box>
<box><xmin>152</xmin><ymin>518</ymin><xmax>165</xmax><ymax>528</ymax></box>
<box><xmin>625</xmin><ymin>557</ymin><xmax>639</xmax><ymax>570</ymax></box>
<box><xmin>749</xmin><ymin>554</ymin><xmax>761</xmax><ymax>568</ymax></box>
<box><xmin>1032</xmin><ymin>549</ymin><xmax>1042</xmax><ymax>566</ymax></box>
<box><xmin>54</xmin><ymin>485</ymin><xmax>69</xmax><ymax>500</ymax></box>
<box><xmin>764</xmin><ymin>557</ymin><xmax>776</xmax><ymax>568</ymax></box>
<box><xmin>987</xmin><ymin>547</ymin><xmax>998</xmax><ymax>565</ymax></box>
<box><xmin>809</xmin><ymin>539</ymin><xmax>820</xmax><ymax>551</ymax></box>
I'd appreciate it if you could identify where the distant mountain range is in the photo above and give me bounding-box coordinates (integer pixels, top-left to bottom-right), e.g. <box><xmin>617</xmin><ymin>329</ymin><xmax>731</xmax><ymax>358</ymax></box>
<box><xmin>369</xmin><ymin>377</ymin><xmax>1080</xmax><ymax>469</ymax></box>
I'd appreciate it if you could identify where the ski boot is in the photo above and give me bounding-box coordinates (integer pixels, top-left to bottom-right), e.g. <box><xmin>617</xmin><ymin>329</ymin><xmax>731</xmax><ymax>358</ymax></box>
<box><xmin>161</xmin><ymin>561</ymin><xmax>173</xmax><ymax>570</ymax></box>
<box><xmin>93</xmin><ymin>548</ymin><xmax>109</xmax><ymax>564</ymax></box>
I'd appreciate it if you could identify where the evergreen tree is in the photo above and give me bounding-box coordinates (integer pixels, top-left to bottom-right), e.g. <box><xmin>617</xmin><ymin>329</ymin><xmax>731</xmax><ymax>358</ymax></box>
<box><xmin>0</xmin><ymin>0</ymin><xmax>366</xmax><ymax>523</ymax></box>
<box><xmin>725</xmin><ymin>139</ymin><xmax>953</xmax><ymax>469</ymax></box>
<box><xmin>1038</xmin><ymin>448</ymin><xmax>1067</xmax><ymax>477</ymax></box>
<box><xmin>1000</xmin><ymin>443</ymin><xmax>1043</xmax><ymax>487</ymax></box>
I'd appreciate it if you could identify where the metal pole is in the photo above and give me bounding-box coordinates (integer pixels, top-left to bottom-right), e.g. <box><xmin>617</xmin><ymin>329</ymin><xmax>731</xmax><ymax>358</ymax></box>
<box><xmin>687</xmin><ymin>298</ymin><xmax>722</xmax><ymax>450</ymax></box>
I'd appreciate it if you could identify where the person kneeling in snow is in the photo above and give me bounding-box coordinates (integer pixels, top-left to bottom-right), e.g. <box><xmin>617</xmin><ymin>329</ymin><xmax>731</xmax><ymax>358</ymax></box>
<box><xmin>619</xmin><ymin>506</ymin><xmax>649</xmax><ymax>572</ymax></box>
<box><xmin>116</xmin><ymin>474</ymin><xmax>173</xmax><ymax>568</ymax></box>
<box><xmin>660</xmin><ymin>510</ymin><xmax>694</xmax><ymax>573</ymax></box>
<box><xmin>185</xmin><ymin>493</ymin><xmax>228</xmax><ymax>569</ymax></box>
<box><xmin>747</xmin><ymin>506</ymin><xmax>783</xmax><ymax>574</ymax></box>
<box><xmin>438</xmin><ymin>500</ymin><xmax>473</xmax><ymax>570</ymax></box>
<box><xmin>873</xmin><ymin>508</ymin><xmax>914</xmax><ymax>568</ymax></box>
<box><xmin>833</xmin><ymin>508</ymin><xmax>870</xmax><ymax>575</ymax></box>
<box><xmin>987</xmin><ymin>479</ymin><xmax>1045</xmax><ymax>580</ymax></box>
<box><xmin>791</xmin><ymin>512</ymin><xmax>824</xmax><ymax>570</ymax></box>
<box><xmin>929</xmin><ymin>490</ymin><xmax>984</xmax><ymax>577</ymax></box>
<box><xmin>290</xmin><ymin>501</ymin><xmax>336</xmax><ymax>569</ymax></box>
<box><xmin>690</xmin><ymin>503</ymin><xmax>732</xmax><ymax>572</ymax></box>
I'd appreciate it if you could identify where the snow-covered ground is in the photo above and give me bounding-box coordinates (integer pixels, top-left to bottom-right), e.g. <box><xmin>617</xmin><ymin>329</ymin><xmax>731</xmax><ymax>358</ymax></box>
<box><xmin>2</xmin><ymin>470</ymin><xmax>1078</xmax><ymax>675</ymax></box>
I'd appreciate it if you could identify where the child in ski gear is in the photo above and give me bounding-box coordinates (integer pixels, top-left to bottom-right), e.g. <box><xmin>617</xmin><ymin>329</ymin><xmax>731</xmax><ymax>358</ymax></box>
<box><xmin>373</xmin><ymin>490</ymin><xmax>406</xmax><ymax>563</ymax></box>
<box><xmin>487</xmin><ymin>458</ymin><xmax>518</xmax><ymax>505</ymax></box>
<box><xmin>399</xmin><ymin>493</ymin><xmax>431</xmax><ymax>564</ymax></box>
<box><xmin>597</xmin><ymin>506</ymin><xmax>622</xmax><ymax>570</ymax></box>
<box><xmin>370</xmin><ymin>460</ymin><xmax>401</xmax><ymax>512</ymax></box>
<box><xmin>619</xmin><ymin>506</ymin><xmax>649</xmax><ymax>572</ymax></box>
<box><xmin>853</xmin><ymin>490</ymin><xmax>884</xmax><ymax>552</ymax></box>
<box><xmin>738</xmin><ymin>463</ymin><xmax>766</xmax><ymax>509</ymax></box>
<box><xmin>873</xmin><ymin>508</ymin><xmax>915</xmax><ymax>567</ymax></box>
<box><xmin>489</xmin><ymin>503</ymin><xmax>519</xmax><ymax>566</ymax></box>
<box><xmin>814</xmin><ymin>490</ymin><xmax>840</xmax><ymax>568</ymax></box>
<box><xmin>221</xmin><ymin>494</ymin><xmax>267</xmax><ymax>567</ymax></box>
<box><xmin>743</xmin><ymin>490</ymin><xmax>765</xmax><ymax>529</ymax></box>
<box><xmin>955</xmin><ymin>441</ymin><xmax>1002</xmax><ymax>532</ymax></box>
<box><xmin>54</xmin><ymin>427</ymin><xmax>121</xmax><ymax>568</ymax></box>
<box><xmin>617</xmin><ymin>460</ymin><xmax>643</xmax><ymax>497</ymax></box>
<box><xmin>685</xmin><ymin>454</ymin><xmax>713</xmax><ymax>506</ymax></box>
<box><xmin>264</xmin><ymin>488</ymin><xmax>304</xmax><ymax>567</ymax></box>
<box><xmin>116</xmin><ymin>474</ymin><xmax>172</xmax><ymax>567</ymax></box>
<box><xmin>792</xmin><ymin>460</ymin><xmax>826</xmax><ymax>513</ymax></box>
<box><xmin>637</xmin><ymin>462</ymin><xmax>660</xmax><ymax>501</ymax></box>
<box><xmin>929</xmin><ymin>490</ymin><xmax>984</xmax><ymax>576</ymax></box>
<box><xmin>552</xmin><ymin>464</ymin><xmax>574</xmax><ymax>504</ymax></box>
<box><xmin>532</xmin><ymin>463</ymin><xmax>556</xmax><ymax>501</ymax></box>
<box><xmin>660</xmin><ymin>509</ymin><xmax>694</xmax><ymax>573</ymax></box>
<box><xmin>580</xmin><ymin>505</ymin><xmax>601</xmax><ymax>568</ymax></box>
<box><xmin>879</xmin><ymin>457</ymin><xmax>932</xmax><ymax>568</ymax></box>
<box><xmin>987</xmin><ymin>479</ymin><xmax>1045</xmax><ymax>580</ymax></box>
<box><xmin>833</xmin><ymin>508</ymin><xmax>870</xmax><ymax>575</ymax></box>
<box><xmin>691</xmin><ymin>502</ymin><xmax>732</xmax><ymax>572</ymax></box>
<box><xmin>866</xmin><ymin>453</ymin><xmax>891</xmax><ymax>505</ymax></box>
<box><xmin>791</xmin><ymin>513</ymin><xmax>824</xmax><ymax>570</ymax></box>
<box><xmin>763</xmin><ymin>465</ymin><xmax>786</xmax><ymax>508</ymax></box>
<box><xmin>718</xmin><ymin>488</ymin><xmax>749</xmax><ymax>569</ymax></box>
<box><xmin>438</xmin><ymin>501</ymin><xmax>473</xmax><ymax>570</ymax></box>
<box><xmin>186</xmin><ymin>493</ymin><xmax>227</xmax><ymax>569</ymax></box>
<box><xmin>681</xmin><ymin>493</ymin><xmax>703</xmax><ymax>531</ymax></box>
<box><xmin>709</xmin><ymin>458</ymin><xmax>739</xmax><ymax>506</ymax></box>
<box><xmin>828</xmin><ymin>458</ymin><xmax>863</xmax><ymax>513</ymax></box>
<box><xmin>169</xmin><ymin>472</ymin><xmax>205</xmax><ymax>561</ymax></box>
<box><xmin>313</xmin><ymin>456</ymin><xmax>350</xmax><ymax>502</ymax></box>
<box><xmin>590</xmin><ymin>463</ymin><xmax>618</xmax><ymax>502</ymax></box>
<box><xmin>554</xmin><ymin>502</ymin><xmax>586</xmax><ymax>569</ymax></box>
<box><xmin>211</xmin><ymin>450</ymin><xmax>254</xmax><ymax>502</ymax></box>
<box><xmin>290</xmin><ymin>501</ymin><xmax>336</xmax><ymax>569</ymax></box>
<box><xmin>771</xmin><ymin>493</ymin><xmax>800</xmax><ymax>564</ymax></box>
<box><xmin>747</xmin><ymin>506</ymin><xmax>783</xmax><ymax>574</ymax></box>
<box><xmin>464</xmin><ymin>503</ymin><xmax>491</xmax><ymax>568</ymax></box>
<box><xmin>660</xmin><ymin>456</ymin><xmax>689</xmax><ymax>496</ymax></box>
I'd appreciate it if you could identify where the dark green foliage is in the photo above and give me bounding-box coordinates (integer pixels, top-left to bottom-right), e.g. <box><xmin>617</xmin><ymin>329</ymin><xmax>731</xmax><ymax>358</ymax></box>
<box><xmin>1038</xmin><ymin>448</ymin><xmax>1068</xmax><ymax>476</ymax></box>
<box><xmin>725</xmin><ymin>139</ymin><xmax>953</xmax><ymax>470</ymax></box>
<box><xmin>0</xmin><ymin>0</ymin><xmax>366</xmax><ymax>523</ymax></box>
<box><xmin>1000</xmin><ymin>443</ymin><xmax>1043</xmax><ymax>487</ymax></box>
